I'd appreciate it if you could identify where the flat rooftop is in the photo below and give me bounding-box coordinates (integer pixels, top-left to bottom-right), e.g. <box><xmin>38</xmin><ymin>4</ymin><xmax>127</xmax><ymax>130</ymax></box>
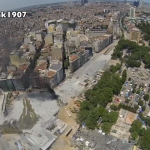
<box><xmin>50</xmin><ymin>63</ymin><xmax>62</xmax><ymax>71</ymax></box>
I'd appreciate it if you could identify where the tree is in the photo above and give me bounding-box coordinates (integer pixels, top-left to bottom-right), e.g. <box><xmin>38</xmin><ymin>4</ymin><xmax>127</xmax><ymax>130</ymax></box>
<box><xmin>134</xmin><ymin>104</ymin><xmax>139</xmax><ymax>110</ymax></box>
<box><xmin>77</xmin><ymin>64</ymin><xmax>123</xmax><ymax>130</ymax></box>
<box><xmin>107</xmin><ymin>112</ymin><xmax>118</xmax><ymax>123</ymax></box>
<box><xmin>78</xmin><ymin>110</ymin><xmax>90</xmax><ymax>123</ymax></box>
<box><xmin>139</xmin><ymin>129</ymin><xmax>150</xmax><ymax>150</ymax></box>
<box><xmin>125</xmin><ymin>99</ymin><xmax>130</xmax><ymax>103</ymax></box>
<box><xmin>80</xmin><ymin>101</ymin><xmax>93</xmax><ymax>111</ymax></box>
<box><xmin>142</xmin><ymin>106</ymin><xmax>146</xmax><ymax>111</ymax></box>
<box><xmin>86</xmin><ymin>108</ymin><xmax>100</xmax><ymax>129</ymax></box>
<box><xmin>118</xmin><ymin>104</ymin><xmax>137</xmax><ymax>113</ymax></box>
<box><xmin>138</xmin><ymin>100</ymin><xmax>144</xmax><ymax>106</ymax></box>
<box><xmin>110</xmin><ymin>104</ymin><xmax>118</xmax><ymax>111</ymax></box>
<box><xmin>64</xmin><ymin>59</ymin><xmax>69</xmax><ymax>69</ymax></box>
<box><xmin>139</xmin><ymin>128</ymin><xmax>147</xmax><ymax>136</ymax></box>
<box><xmin>101</xmin><ymin>122</ymin><xmax>112</xmax><ymax>134</ymax></box>
<box><xmin>122</xmin><ymin>69</ymin><xmax>127</xmax><ymax>83</ymax></box>
<box><xmin>144</xmin><ymin>94</ymin><xmax>149</xmax><ymax>101</ymax></box>
<box><xmin>137</xmin><ymin>89</ymin><xmax>140</xmax><ymax>94</ymax></box>
<box><xmin>128</xmin><ymin>77</ymin><xmax>131</xmax><ymax>81</ymax></box>
<box><xmin>131</xmin><ymin>132</ymin><xmax>138</xmax><ymax>140</ymax></box>
<box><xmin>130</xmin><ymin>119</ymin><xmax>142</xmax><ymax>134</ymax></box>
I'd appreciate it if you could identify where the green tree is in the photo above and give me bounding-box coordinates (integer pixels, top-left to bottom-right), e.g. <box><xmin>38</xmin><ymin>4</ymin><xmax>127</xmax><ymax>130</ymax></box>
<box><xmin>77</xmin><ymin>110</ymin><xmax>89</xmax><ymax>124</ymax></box>
<box><xmin>122</xmin><ymin>69</ymin><xmax>127</xmax><ymax>83</ymax></box>
<box><xmin>128</xmin><ymin>77</ymin><xmax>131</xmax><ymax>81</ymax></box>
<box><xmin>85</xmin><ymin>108</ymin><xmax>100</xmax><ymax>129</ymax></box>
<box><xmin>125</xmin><ymin>99</ymin><xmax>130</xmax><ymax>103</ymax></box>
<box><xmin>144</xmin><ymin>94</ymin><xmax>149</xmax><ymax>101</ymax></box>
<box><xmin>134</xmin><ymin>104</ymin><xmax>139</xmax><ymax>110</ymax></box>
<box><xmin>101</xmin><ymin>122</ymin><xmax>112</xmax><ymax>134</ymax></box>
<box><xmin>110</xmin><ymin>104</ymin><xmax>118</xmax><ymax>111</ymax></box>
<box><xmin>137</xmin><ymin>89</ymin><xmax>140</xmax><ymax>94</ymax></box>
<box><xmin>138</xmin><ymin>100</ymin><xmax>144</xmax><ymax>106</ymax></box>
<box><xmin>139</xmin><ymin>129</ymin><xmax>150</xmax><ymax>150</ymax></box>
<box><xmin>142</xmin><ymin>106</ymin><xmax>146</xmax><ymax>111</ymax></box>
<box><xmin>130</xmin><ymin>119</ymin><xmax>142</xmax><ymax>134</ymax></box>
<box><xmin>131</xmin><ymin>132</ymin><xmax>138</xmax><ymax>140</ymax></box>
<box><xmin>139</xmin><ymin>128</ymin><xmax>147</xmax><ymax>136</ymax></box>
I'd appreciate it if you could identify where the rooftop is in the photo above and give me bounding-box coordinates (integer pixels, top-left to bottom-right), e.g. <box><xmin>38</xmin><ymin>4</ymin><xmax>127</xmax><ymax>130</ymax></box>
<box><xmin>18</xmin><ymin>63</ymin><xmax>29</xmax><ymax>72</ymax></box>
<box><xmin>50</xmin><ymin>63</ymin><xmax>62</xmax><ymax>71</ymax></box>
<box><xmin>35</xmin><ymin>62</ymin><xmax>47</xmax><ymax>71</ymax></box>
<box><xmin>70</xmin><ymin>55</ymin><xmax>77</xmax><ymax>61</ymax></box>
<box><xmin>47</xmin><ymin>70</ymin><xmax>57</xmax><ymax>78</ymax></box>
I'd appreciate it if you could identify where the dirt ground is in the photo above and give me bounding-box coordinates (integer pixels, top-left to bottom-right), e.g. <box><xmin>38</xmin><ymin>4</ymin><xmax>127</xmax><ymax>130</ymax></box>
<box><xmin>52</xmin><ymin>99</ymin><xmax>80</xmax><ymax>150</ymax></box>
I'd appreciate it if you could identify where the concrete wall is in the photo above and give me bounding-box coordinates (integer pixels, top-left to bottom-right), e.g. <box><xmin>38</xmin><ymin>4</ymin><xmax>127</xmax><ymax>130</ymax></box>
<box><xmin>50</xmin><ymin>74</ymin><xmax>58</xmax><ymax>88</ymax></box>
<box><xmin>56</xmin><ymin>67</ymin><xmax>63</xmax><ymax>84</ymax></box>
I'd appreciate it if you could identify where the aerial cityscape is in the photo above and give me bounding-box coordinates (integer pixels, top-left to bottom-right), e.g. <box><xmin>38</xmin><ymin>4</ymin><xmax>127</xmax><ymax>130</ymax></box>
<box><xmin>0</xmin><ymin>0</ymin><xmax>150</xmax><ymax>150</ymax></box>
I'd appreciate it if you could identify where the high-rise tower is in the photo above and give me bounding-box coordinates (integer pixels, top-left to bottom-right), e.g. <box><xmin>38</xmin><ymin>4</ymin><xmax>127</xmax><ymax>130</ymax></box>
<box><xmin>67</xmin><ymin>0</ymin><xmax>73</xmax><ymax>10</ymax></box>
<box><xmin>81</xmin><ymin>0</ymin><xmax>88</xmax><ymax>6</ymax></box>
<box><xmin>130</xmin><ymin>7</ymin><xmax>136</xmax><ymax>18</ymax></box>
<box><xmin>139</xmin><ymin>0</ymin><xmax>143</xmax><ymax>8</ymax></box>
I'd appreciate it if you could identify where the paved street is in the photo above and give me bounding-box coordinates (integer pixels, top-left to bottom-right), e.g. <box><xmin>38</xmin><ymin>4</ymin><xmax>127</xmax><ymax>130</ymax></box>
<box><xmin>55</xmin><ymin>40</ymin><xmax>118</xmax><ymax>103</ymax></box>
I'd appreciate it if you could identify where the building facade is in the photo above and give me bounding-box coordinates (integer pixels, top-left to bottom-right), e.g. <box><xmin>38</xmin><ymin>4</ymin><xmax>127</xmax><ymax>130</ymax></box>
<box><xmin>130</xmin><ymin>28</ymin><xmax>141</xmax><ymax>43</ymax></box>
<box><xmin>130</xmin><ymin>7</ymin><xmax>136</xmax><ymax>19</ymax></box>
<box><xmin>69</xmin><ymin>50</ymin><xmax>90</xmax><ymax>73</ymax></box>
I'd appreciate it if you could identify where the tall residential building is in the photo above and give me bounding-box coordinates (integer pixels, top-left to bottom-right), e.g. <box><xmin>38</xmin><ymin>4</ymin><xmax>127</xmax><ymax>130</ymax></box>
<box><xmin>129</xmin><ymin>7</ymin><xmax>136</xmax><ymax>19</ymax></box>
<box><xmin>139</xmin><ymin>0</ymin><xmax>143</xmax><ymax>8</ymax></box>
<box><xmin>133</xmin><ymin>1</ymin><xmax>139</xmax><ymax>7</ymax></box>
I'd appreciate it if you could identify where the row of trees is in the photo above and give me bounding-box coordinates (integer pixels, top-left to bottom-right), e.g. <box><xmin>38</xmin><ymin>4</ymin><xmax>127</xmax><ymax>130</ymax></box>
<box><xmin>110</xmin><ymin>103</ymin><xmax>139</xmax><ymax>113</ymax></box>
<box><xmin>77</xmin><ymin>64</ymin><xmax>126</xmax><ymax>132</ymax></box>
<box><xmin>137</xmin><ymin>22</ymin><xmax>150</xmax><ymax>42</ymax></box>
<box><xmin>111</xmin><ymin>39</ymin><xmax>150</xmax><ymax>68</ymax></box>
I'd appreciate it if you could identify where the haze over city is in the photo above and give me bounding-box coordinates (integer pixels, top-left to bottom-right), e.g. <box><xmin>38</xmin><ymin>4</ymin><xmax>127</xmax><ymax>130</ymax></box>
<box><xmin>0</xmin><ymin>0</ymin><xmax>149</xmax><ymax>11</ymax></box>
<box><xmin>0</xmin><ymin>0</ymin><xmax>150</xmax><ymax>150</ymax></box>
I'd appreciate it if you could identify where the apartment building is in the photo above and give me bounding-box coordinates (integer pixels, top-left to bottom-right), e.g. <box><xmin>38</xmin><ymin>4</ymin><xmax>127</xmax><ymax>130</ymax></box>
<box><xmin>92</xmin><ymin>34</ymin><xmax>113</xmax><ymax>53</ymax></box>
<box><xmin>69</xmin><ymin>49</ymin><xmax>89</xmax><ymax>73</ymax></box>
<box><xmin>0</xmin><ymin>63</ymin><xmax>29</xmax><ymax>91</ymax></box>
<box><xmin>29</xmin><ymin>60</ymin><xmax>63</xmax><ymax>89</ymax></box>
<box><xmin>50</xmin><ymin>60</ymin><xmax>63</xmax><ymax>84</ymax></box>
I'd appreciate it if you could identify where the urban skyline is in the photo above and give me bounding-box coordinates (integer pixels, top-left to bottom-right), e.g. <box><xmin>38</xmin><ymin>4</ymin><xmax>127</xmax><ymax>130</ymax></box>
<box><xmin>0</xmin><ymin>0</ymin><xmax>149</xmax><ymax>11</ymax></box>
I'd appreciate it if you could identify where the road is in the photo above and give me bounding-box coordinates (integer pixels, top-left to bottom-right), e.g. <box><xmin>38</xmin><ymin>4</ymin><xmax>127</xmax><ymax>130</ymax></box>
<box><xmin>55</xmin><ymin>40</ymin><xmax>118</xmax><ymax>103</ymax></box>
<box><xmin>119</xmin><ymin>15</ymin><xmax>129</xmax><ymax>40</ymax></box>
